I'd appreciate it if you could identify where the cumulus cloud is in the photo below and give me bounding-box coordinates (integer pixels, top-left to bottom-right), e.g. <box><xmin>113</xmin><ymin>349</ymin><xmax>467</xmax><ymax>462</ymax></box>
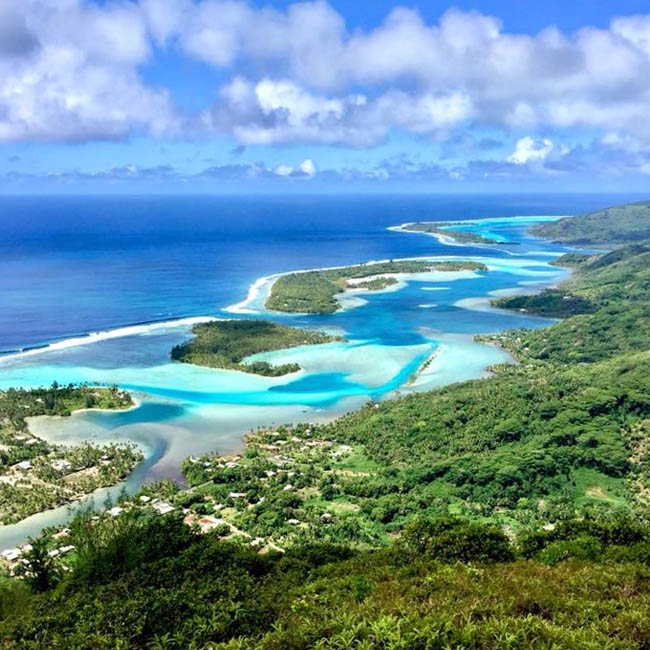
<box><xmin>3</xmin><ymin>1</ymin><xmax>650</xmax><ymax>149</ymax></box>
<box><xmin>6</xmin><ymin>132</ymin><xmax>650</xmax><ymax>190</ymax></box>
<box><xmin>299</xmin><ymin>159</ymin><xmax>316</xmax><ymax>176</ymax></box>
<box><xmin>0</xmin><ymin>4</ymin><xmax>40</xmax><ymax>57</ymax></box>
<box><xmin>507</xmin><ymin>137</ymin><xmax>554</xmax><ymax>164</ymax></box>
<box><xmin>0</xmin><ymin>0</ymin><xmax>176</xmax><ymax>143</ymax></box>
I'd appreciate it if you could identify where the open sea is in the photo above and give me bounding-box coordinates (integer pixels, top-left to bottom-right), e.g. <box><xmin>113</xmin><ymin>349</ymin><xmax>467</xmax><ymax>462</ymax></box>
<box><xmin>0</xmin><ymin>192</ymin><xmax>642</xmax><ymax>545</ymax></box>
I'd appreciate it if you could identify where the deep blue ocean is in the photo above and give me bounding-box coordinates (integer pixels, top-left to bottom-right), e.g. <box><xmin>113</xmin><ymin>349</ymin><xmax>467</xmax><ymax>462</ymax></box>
<box><xmin>0</xmin><ymin>193</ymin><xmax>637</xmax><ymax>351</ymax></box>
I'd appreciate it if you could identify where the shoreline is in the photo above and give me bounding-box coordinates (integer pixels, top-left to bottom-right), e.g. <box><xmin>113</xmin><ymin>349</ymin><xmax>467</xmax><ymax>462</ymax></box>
<box><xmin>224</xmin><ymin>253</ymin><xmax>512</xmax><ymax>315</ymax></box>
<box><xmin>389</xmin><ymin>215</ymin><xmax>566</xmax><ymax>255</ymax></box>
<box><xmin>0</xmin><ymin>395</ymin><xmax>145</xmax><ymax>542</ymax></box>
<box><xmin>0</xmin><ymin>316</ymin><xmax>218</xmax><ymax>366</ymax></box>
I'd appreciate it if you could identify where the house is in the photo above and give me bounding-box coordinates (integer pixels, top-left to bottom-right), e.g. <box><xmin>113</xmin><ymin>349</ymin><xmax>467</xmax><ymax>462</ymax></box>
<box><xmin>1</xmin><ymin>548</ymin><xmax>20</xmax><ymax>562</ymax></box>
<box><xmin>197</xmin><ymin>516</ymin><xmax>224</xmax><ymax>533</ymax></box>
<box><xmin>108</xmin><ymin>506</ymin><xmax>123</xmax><ymax>516</ymax></box>
<box><xmin>51</xmin><ymin>459</ymin><xmax>72</xmax><ymax>472</ymax></box>
<box><xmin>16</xmin><ymin>460</ymin><xmax>32</xmax><ymax>471</ymax></box>
<box><xmin>153</xmin><ymin>501</ymin><xmax>175</xmax><ymax>514</ymax></box>
<box><xmin>229</xmin><ymin>492</ymin><xmax>246</xmax><ymax>498</ymax></box>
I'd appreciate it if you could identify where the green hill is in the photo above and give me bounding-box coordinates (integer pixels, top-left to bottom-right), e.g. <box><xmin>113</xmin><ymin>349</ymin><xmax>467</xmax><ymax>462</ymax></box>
<box><xmin>531</xmin><ymin>199</ymin><xmax>650</xmax><ymax>243</ymax></box>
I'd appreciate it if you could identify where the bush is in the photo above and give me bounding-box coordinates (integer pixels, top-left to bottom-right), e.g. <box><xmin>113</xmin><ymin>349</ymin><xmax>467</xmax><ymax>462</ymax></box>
<box><xmin>398</xmin><ymin>517</ymin><xmax>514</xmax><ymax>564</ymax></box>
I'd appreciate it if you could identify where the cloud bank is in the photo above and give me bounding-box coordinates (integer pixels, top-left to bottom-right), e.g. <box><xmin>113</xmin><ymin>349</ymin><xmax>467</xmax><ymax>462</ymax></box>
<box><xmin>2</xmin><ymin>0</ymin><xmax>650</xmax><ymax>151</ymax></box>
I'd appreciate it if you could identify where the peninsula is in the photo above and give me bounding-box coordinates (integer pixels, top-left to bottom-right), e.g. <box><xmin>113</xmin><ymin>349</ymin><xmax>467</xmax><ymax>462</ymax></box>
<box><xmin>266</xmin><ymin>259</ymin><xmax>487</xmax><ymax>313</ymax></box>
<box><xmin>531</xmin><ymin>199</ymin><xmax>650</xmax><ymax>243</ymax></box>
<box><xmin>397</xmin><ymin>221</ymin><xmax>519</xmax><ymax>245</ymax></box>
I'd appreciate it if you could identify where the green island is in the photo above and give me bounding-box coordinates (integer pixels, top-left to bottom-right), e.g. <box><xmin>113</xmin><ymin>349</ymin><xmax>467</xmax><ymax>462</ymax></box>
<box><xmin>0</xmin><ymin>385</ymin><xmax>142</xmax><ymax>524</ymax></box>
<box><xmin>266</xmin><ymin>259</ymin><xmax>487</xmax><ymax>313</ymax></box>
<box><xmin>531</xmin><ymin>199</ymin><xmax>650</xmax><ymax>243</ymax></box>
<box><xmin>171</xmin><ymin>319</ymin><xmax>341</xmax><ymax>376</ymax></box>
<box><xmin>400</xmin><ymin>221</ymin><xmax>520</xmax><ymax>245</ymax></box>
<box><xmin>5</xmin><ymin>202</ymin><xmax>650</xmax><ymax>648</ymax></box>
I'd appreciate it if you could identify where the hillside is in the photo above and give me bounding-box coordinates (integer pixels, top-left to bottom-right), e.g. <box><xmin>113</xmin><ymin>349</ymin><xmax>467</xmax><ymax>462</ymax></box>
<box><xmin>487</xmin><ymin>243</ymin><xmax>650</xmax><ymax>363</ymax></box>
<box><xmin>531</xmin><ymin>199</ymin><xmax>650</xmax><ymax>243</ymax></box>
<box><xmin>2</xmin><ymin>513</ymin><xmax>650</xmax><ymax>648</ymax></box>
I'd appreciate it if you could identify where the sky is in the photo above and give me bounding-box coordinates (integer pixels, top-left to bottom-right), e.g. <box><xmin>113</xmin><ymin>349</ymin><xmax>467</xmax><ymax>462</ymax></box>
<box><xmin>2</xmin><ymin>0</ymin><xmax>650</xmax><ymax>193</ymax></box>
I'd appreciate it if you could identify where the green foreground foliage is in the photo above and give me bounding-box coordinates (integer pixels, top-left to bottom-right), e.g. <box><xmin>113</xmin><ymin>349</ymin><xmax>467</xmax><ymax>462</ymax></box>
<box><xmin>3</xmin><ymin>511</ymin><xmax>650</xmax><ymax>649</ymax></box>
<box><xmin>266</xmin><ymin>260</ymin><xmax>487</xmax><ymax>313</ymax></box>
<box><xmin>171</xmin><ymin>319</ymin><xmax>340</xmax><ymax>376</ymax></box>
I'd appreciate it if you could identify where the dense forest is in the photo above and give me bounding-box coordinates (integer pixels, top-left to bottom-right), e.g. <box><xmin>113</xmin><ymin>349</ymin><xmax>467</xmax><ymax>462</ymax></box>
<box><xmin>171</xmin><ymin>319</ymin><xmax>340</xmax><ymax>376</ymax></box>
<box><xmin>3</xmin><ymin>207</ymin><xmax>650</xmax><ymax>648</ymax></box>
<box><xmin>531</xmin><ymin>199</ymin><xmax>650</xmax><ymax>243</ymax></box>
<box><xmin>267</xmin><ymin>260</ymin><xmax>487</xmax><ymax>313</ymax></box>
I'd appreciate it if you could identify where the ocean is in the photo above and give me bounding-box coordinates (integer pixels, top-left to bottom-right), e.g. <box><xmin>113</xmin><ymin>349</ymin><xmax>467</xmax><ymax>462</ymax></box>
<box><xmin>0</xmin><ymin>193</ymin><xmax>633</xmax><ymax>351</ymax></box>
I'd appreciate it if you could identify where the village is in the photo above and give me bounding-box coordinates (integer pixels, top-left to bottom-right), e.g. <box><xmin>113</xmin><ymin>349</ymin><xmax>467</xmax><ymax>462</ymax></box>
<box><xmin>0</xmin><ymin>422</ymin><xmax>388</xmax><ymax>576</ymax></box>
<box><xmin>0</xmin><ymin>385</ymin><xmax>143</xmax><ymax>527</ymax></box>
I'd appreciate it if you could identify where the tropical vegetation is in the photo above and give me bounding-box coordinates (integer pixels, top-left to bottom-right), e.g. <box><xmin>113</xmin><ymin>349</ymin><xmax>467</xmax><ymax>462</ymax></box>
<box><xmin>531</xmin><ymin>199</ymin><xmax>650</xmax><ymax>243</ymax></box>
<box><xmin>0</xmin><ymin>384</ymin><xmax>141</xmax><ymax>523</ymax></box>
<box><xmin>267</xmin><ymin>260</ymin><xmax>487</xmax><ymax>313</ymax></box>
<box><xmin>171</xmin><ymin>319</ymin><xmax>340</xmax><ymax>376</ymax></box>
<box><xmin>4</xmin><ymin>205</ymin><xmax>650</xmax><ymax>647</ymax></box>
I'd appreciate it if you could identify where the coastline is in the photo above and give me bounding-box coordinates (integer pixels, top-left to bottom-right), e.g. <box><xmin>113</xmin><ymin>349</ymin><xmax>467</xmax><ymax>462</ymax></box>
<box><xmin>389</xmin><ymin>215</ymin><xmax>566</xmax><ymax>255</ymax></box>
<box><xmin>0</xmin><ymin>394</ymin><xmax>145</xmax><ymax>544</ymax></box>
<box><xmin>224</xmin><ymin>253</ymin><xmax>509</xmax><ymax>315</ymax></box>
<box><xmin>0</xmin><ymin>317</ymin><xmax>218</xmax><ymax>365</ymax></box>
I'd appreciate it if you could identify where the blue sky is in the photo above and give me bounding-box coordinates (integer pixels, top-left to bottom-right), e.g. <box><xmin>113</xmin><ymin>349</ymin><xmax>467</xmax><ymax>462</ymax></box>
<box><xmin>1</xmin><ymin>0</ymin><xmax>650</xmax><ymax>193</ymax></box>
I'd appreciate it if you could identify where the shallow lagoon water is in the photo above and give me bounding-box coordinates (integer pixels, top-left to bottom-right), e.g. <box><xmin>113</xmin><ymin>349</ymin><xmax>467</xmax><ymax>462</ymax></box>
<box><xmin>0</xmin><ymin>207</ymin><xmax>590</xmax><ymax>546</ymax></box>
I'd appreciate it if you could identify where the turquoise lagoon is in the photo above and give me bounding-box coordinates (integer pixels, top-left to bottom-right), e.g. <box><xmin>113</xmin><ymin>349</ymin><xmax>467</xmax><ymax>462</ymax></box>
<box><xmin>0</xmin><ymin>213</ymin><xmax>581</xmax><ymax>546</ymax></box>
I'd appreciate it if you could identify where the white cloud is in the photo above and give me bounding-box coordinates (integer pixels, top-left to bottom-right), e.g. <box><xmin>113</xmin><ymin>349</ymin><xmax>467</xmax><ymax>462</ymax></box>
<box><xmin>270</xmin><ymin>159</ymin><xmax>317</xmax><ymax>177</ymax></box>
<box><xmin>0</xmin><ymin>0</ymin><xmax>176</xmax><ymax>143</ymax></box>
<box><xmin>273</xmin><ymin>164</ymin><xmax>294</xmax><ymax>176</ymax></box>
<box><xmin>3</xmin><ymin>1</ymin><xmax>650</xmax><ymax>148</ymax></box>
<box><xmin>299</xmin><ymin>159</ymin><xmax>316</xmax><ymax>175</ymax></box>
<box><xmin>507</xmin><ymin>137</ymin><xmax>554</xmax><ymax>164</ymax></box>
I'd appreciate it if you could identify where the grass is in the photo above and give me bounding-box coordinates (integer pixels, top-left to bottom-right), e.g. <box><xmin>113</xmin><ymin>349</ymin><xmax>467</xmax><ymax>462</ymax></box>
<box><xmin>572</xmin><ymin>468</ymin><xmax>629</xmax><ymax>508</ymax></box>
